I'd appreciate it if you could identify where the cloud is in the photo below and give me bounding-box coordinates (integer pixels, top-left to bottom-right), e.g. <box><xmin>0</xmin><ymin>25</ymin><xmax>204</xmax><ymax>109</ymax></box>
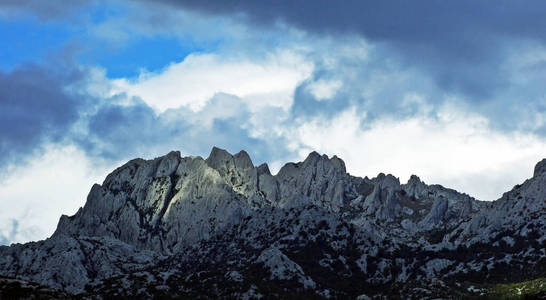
<box><xmin>0</xmin><ymin>47</ymin><xmax>310</xmax><ymax>175</ymax></box>
<box><xmin>288</xmin><ymin>39</ymin><xmax>440</xmax><ymax>122</ymax></box>
<box><xmin>110</xmin><ymin>50</ymin><xmax>313</xmax><ymax>112</ymax></box>
<box><xmin>82</xmin><ymin>0</ymin><xmax>546</xmax><ymax>144</ymax></box>
<box><xmin>157</xmin><ymin>1</ymin><xmax>546</xmax><ymax>58</ymax></box>
<box><xmin>0</xmin><ymin>145</ymin><xmax>113</xmax><ymax>245</ymax></box>
<box><xmin>283</xmin><ymin>35</ymin><xmax>546</xmax><ymax>141</ymax></box>
<box><xmin>287</xmin><ymin>105</ymin><xmax>546</xmax><ymax>201</ymax></box>
<box><xmin>305</xmin><ymin>78</ymin><xmax>342</xmax><ymax>101</ymax></box>
<box><xmin>77</xmin><ymin>92</ymin><xmax>294</xmax><ymax>166</ymax></box>
<box><xmin>0</xmin><ymin>64</ymin><xmax>86</xmax><ymax>172</ymax></box>
<box><xmin>150</xmin><ymin>1</ymin><xmax>546</xmax><ymax>103</ymax></box>
<box><xmin>0</xmin><ymin>220</ymin><xmax>19</xmax><ymax>246</ymax></box>
<box><xmin>66</xmin><ymin>48</ymin><xmax>314</xmax><ymax>164</ymax></box>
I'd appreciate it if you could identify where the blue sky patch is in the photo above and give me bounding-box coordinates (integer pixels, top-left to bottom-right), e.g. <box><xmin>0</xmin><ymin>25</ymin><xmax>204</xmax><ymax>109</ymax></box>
<box><xmin>78</xmin><ymin>35</ymin><xmax>207</xmax><ymax>78</ymax></box>
<box><xmin>0</xmin><ymin>18</ymin><xmax>76</xmax><ymax>70</ymax></box>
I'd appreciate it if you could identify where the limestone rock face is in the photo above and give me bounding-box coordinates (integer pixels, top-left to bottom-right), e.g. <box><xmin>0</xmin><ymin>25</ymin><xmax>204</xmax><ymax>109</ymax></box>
<box><xmin>275</xmin><ymin>152</ymin><xmax>350</xmax><ymax>211</ymax></box>
<box><xmin>452</xmin><ymin>162</ymin><xmax>546</xmax><ymax>245</ymax></box>
<box><xmin>534</xmin><ymin>158</ymin><xmax>546</xmax><ymax>177</ymax></box>
<box><xmin>419</xmin><ymin>196</ymin><xmax>448</xmax><ymax>227</ymax></box>
<box><xmin>55</xmin><ymin>150</ymin><xmax>249</xmax><ymax>252</ymax></box>
<box><xmin>0</xmin><ymin>235</ymin><xmax>158</xmax><ymax>293</ymax></box>
<box><xmin>256</xmin><ymin>247</ymin><xmax>316</xmax><ymax>289</ymax></box>
<box><xmin>1</xmin><ymin>147</ymin><xmax>545</xmax><ymax>299</ymax></box>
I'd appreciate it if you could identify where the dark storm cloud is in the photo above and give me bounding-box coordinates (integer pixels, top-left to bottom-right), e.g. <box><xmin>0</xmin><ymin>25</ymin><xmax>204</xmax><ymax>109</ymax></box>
<box><xmin>0</xmin><ymin>64</ymin><xmax>85</xmax><ymax>170</ymax></box>
<box><xmin>155</xmin><ymin>0</ymin><xmax>546</xmax><ymax>54</ymax></box>
<box><xmin>152</xmin><ymin>0</ymin><xmax>546</xmax><ymax>100</ymax></box>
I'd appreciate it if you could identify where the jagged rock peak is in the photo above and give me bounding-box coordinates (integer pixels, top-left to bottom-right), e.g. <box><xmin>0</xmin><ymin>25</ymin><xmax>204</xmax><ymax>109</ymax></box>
<box><xmin>330</xmin><ymin>155</ymin><xmax>346</xmax><ymax>173</ymax></box>
<box><xmin>301</xmin><ymin>151</ymin><xmax>346</xmax><ymax>174</ymax></box>
<box><xmin>206</xmin><ymin>146</ymin><xmax>232</xmax><ymax>165</ymax></box>
<box><xmin>407</xmin><ymin>174</ymin><xmax>422</xmax><ymax>185</ymax></box>
<box><xmin>533</xmin><ymin>158</ymin><xmax>546</xmax><ymax>177</ymax></box>
<box><xmin>155</xmin><ymin>151</ymin><xmax>182</xmax><ymax>177</ymax></box>
<box><xmin>374</xmin><ymin>173</ymin><xmax>400</xmax><ymax>189</ymax></box>
<box><xmin>101</xmin><ymin>151</ymin><xmax>182</xmax><ymax>191</ymax></box>
<box><xmin>205</xmin><ymin>146</ymin><xmax>255</xmax><ymax>171</ymax></box>
<box><xmin>257</xmin><ymin>163</ymin><xmax>271</xmax><ymax>176</ymax></box>
<box><xmin>304</xmin><ymin>151</ymin><xmax>321</xmax><ymax>161</ymax></box>
<box><xmin>233</xmin><ymin>150</ymin><xmax>254</xmax><ymax>169</ymax></box>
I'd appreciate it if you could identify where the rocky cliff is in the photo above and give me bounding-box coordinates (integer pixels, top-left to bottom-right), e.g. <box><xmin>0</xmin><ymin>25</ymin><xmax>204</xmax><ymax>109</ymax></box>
<box><xmin>0</xmin><ymin>148</ymin><xmax>545</xmax><ymax>299</ymax></box>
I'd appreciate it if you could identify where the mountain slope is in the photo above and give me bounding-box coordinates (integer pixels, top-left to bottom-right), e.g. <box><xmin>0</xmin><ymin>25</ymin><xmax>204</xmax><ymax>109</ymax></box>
<box><xmin>1</xmin><ymin>148</ymin><xmax>545</xmax><ymax>299</ymax></box>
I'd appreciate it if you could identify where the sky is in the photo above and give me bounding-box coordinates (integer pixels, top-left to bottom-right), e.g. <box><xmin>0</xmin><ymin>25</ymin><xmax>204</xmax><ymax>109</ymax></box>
<box><xmin>1</xmin><ymin>0</ymin><xmax>546</xmax><ymax>245</ymax></box>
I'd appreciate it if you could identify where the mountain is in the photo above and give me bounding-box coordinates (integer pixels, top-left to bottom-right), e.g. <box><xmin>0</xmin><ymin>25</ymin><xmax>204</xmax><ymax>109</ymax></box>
<box><xmin>1</xmin><ymin>148</ymin><xmax>545</xmax><ymax>299</ymax></box>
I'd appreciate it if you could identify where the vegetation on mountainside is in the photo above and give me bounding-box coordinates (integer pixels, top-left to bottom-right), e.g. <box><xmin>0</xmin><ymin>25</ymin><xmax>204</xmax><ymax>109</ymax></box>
<box><xmin>488</xmin><ymin>277</ymin><xmax>546</xmax><ymax>299</ymax></box>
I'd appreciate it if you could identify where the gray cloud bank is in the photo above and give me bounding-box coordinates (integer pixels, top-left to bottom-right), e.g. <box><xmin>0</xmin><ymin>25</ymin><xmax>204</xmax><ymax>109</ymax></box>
<box><xmin>158</xmin><ymin>1</ymin><xmax>546</xmax><ymax>58</ymax></box>
<box><xmin>0</xmin><ymin>65</ymin><xmax>86</xmax><ymax>171</ymax></box>
<box><xmin>0</xmin><ymin>62</ymin><xmax>291</xmax><ymax>172</ymax></box>
<box><xmin>154</xmin><ymin>0</ymin><xmax>546</xmax><ymax>116</ymax></box>
<box><xmin>2</xmin><ymin>0</ymin><xmax>546</xmax><ymax>178</ymax></box>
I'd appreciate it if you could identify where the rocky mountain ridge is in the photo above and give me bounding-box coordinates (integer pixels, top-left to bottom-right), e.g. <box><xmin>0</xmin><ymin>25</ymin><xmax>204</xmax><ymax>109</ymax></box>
<box><xmin>1</xmin><ymin>148</ymin><xmax>545</xmax><ymax>299</ymax></box>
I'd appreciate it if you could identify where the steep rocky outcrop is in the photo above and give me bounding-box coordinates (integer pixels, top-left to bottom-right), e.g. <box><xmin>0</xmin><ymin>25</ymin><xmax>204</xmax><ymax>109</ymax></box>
<box><xmin>0</xmin><ymin>148</ymin><xmax>544</xmax><ymax>299</ymax></box>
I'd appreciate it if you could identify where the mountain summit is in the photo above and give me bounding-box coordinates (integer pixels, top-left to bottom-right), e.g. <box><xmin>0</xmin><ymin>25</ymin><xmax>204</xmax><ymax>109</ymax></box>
<box><xmin>1</xmin><ymin>148</ymin><xmax>545</xmax><ymax>298</ymax></box>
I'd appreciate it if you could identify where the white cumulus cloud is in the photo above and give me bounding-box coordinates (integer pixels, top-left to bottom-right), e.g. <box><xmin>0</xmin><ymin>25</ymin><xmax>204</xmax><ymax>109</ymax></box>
<box><xmin>305</xmin><ymin>79</ymin><xmax>342</xmax><ymax>100</ymax></box>
<box><xmin>0</xmin><ymin>145</ymin><xmax>117</xmax><ymax>244</ymax></box>
<box><xmin>111</xmin><ymin>50</ymin><xmax>313</xmax><ymax>112</ymax></box>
